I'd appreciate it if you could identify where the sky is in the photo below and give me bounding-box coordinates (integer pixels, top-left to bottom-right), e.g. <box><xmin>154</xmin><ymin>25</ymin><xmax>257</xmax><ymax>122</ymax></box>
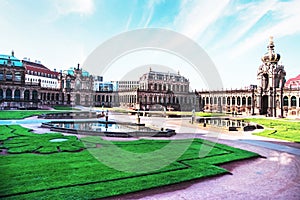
<box><xmin>1</xmin><ymin>0</ymin><xmax>300</xmax><ymax>90</ymax></box>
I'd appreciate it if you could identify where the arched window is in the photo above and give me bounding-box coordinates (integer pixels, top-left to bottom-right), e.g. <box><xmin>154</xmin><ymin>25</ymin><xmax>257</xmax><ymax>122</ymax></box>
<box><xmin>247</xmin><ymin>97</ymin><xmax>252</xmax><ymax>106</ymax></box>
<box><xmin>237</xmin><ymin>97</ymin><xmax>241</xmax><ymax>105</ymax></box>
<box><xmin>291</xmin><ymin>96</ymin><xmax>296</xmax><ymax>107</ymax></box>
<box><xmin>242</xmin><ymin>97</ymin><xmax>246</xmax><ymax>105</ymax></box>
<box><xmin>24</xmin><ymin>90</ymin><xmax>30</xmax><ymax>101</ymax></box>
<box><xmin>232</xmin><ymin>97</ymin><xmax>236</xmax><ymax>105</ymax></box>
<box><xmin>214</xmin><ymin>97</ymin><xmax>217</xmax><ymax>104</ymax></box>
<box><xmin>32</xmin><ymin>90</ymin><xmax>38</xmax><ymax>101</ymax></box>
<box><xmin>6</xmin><ymin>89</ymin><xmax>12</xmax><ymax>99</ymax></box>
<box><xmin>210</xmin><ymin>97</ymin><xmax>213</xmax><ymax>105</ymax></box>
<box><xmin>283</xmin><ymin>96</ymin><xmax>288</xmax><ymax>106</ymax></box>
<box><xmin>227</xmin><ymin>97</ymin><xmax>230</xmax><ymax>105</ymax></box>
<box><xmin>56</xmin><ymin>93</ymin><xmax>59</xmax><ymax>101</ymax></box>
<box><xmin>51</xmin><ymin>93</ymin><xmax>54</xmax><ymax>101</ymax></box>
<box><xmin>14</xmin><ymin>89</ymin><xmax>20</xmax><ymax>100</ymax></box>
<box><xmin>222</xmin><ymin>97</ymin><xmax>226</xmax><ymax>105</ymax></box>
<box><xmin>206</xmin><ymin>97</ymin><xmax>209</xmax><ymax>104</ymax></box>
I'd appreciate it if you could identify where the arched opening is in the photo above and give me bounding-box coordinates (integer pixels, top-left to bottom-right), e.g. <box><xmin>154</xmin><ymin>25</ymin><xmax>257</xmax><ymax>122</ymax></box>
<box><xmin>227</xmin><ymin>97</ymin><xmax>230</xmax><ymax>105</ymax></box>
<box><xmin>283</xmin><ymin>96</ymin><xmax>288</xmax><ymax>106</ymax></box>
<box><xmin>232</xmin><ymin>97</ymin><xmax>236</xmax><ymax>105</ymax></box>
<box><xmin>214</xmin><ymin>97</ymin><xmax>217</xmax><ymax>104</ymax></box>
<box><xmin>247</xmin><ymin>97</ymin><xmax>252</xmax><ymax>106</ymax></box>
<box><xmin>6</xmin><ymin>89</ymin><xmax>12</xmax><ymax>100</ymax></box>
<box><xmin>67</xmin><ymin>94</ymin><xmax>71</xmax><ymax>104</ymax></box>
<box><xmin>291</xmin><ymin>96</ymin><xmax>296</xmax><ymax>107</ymax></box>
<box><xmin>56</xmin><ymin>93</ymin><xmax>59</xmax><ymax>101</ymax></box>
<box><xmin>261</xmin><ymin>95</ymin><xmax>268</xmax><ymax>114</ymax></box>
<box><xmin>237</xmin><ymin>97</ymin><xmax>241</xmax><ymax>106</ymax></box>
<box><xmin>242</xmin><ymin>97</ymin><xmax>246</xmax><ymax>105</ymax></box>
<box><xmin>32</xmin><ymin>90</ymin><xmax>38</xmax><ymax>101</ymax></box>
<box><xmin>14</xmin><ymin>89</ymin><xmax>20</xmax><ymax>100</ymax></box>
<box><xmin>24</xmin><ymin>90</ymin><xmax>30</xmax><ymax>101</ymax></box>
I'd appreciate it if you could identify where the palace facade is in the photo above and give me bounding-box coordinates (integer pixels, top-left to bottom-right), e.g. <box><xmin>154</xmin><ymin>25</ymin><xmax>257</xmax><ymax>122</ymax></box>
<box><xmin>0</xmin><ymin>37</ymin><xmax>299</xmax><ymax>115</ymax></box>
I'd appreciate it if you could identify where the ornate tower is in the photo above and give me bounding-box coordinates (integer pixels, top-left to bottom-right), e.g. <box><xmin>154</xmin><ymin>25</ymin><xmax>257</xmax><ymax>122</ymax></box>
<box><xmin>257</xmin><ymin>36</ymin><xmax>286</xmax><ymax>117</ymax></box>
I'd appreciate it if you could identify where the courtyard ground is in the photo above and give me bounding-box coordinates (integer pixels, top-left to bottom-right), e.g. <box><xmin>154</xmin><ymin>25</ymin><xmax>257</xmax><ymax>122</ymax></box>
<box><xmin>1</xmin><ymin>113</ymin><xmax>300</xmax><ymax>199</ymax></box>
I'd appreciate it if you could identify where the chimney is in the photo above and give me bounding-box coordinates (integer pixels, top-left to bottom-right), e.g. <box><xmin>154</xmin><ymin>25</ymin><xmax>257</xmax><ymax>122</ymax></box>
<box><xmin>77</xmin><ymin>63</ymin><xmax>80</xmax><ymax>70</ymax></box>
<box><xmin>11</xmin><ymin>50</ymin><xmax>14</xmax><ymax>57</ymax></box>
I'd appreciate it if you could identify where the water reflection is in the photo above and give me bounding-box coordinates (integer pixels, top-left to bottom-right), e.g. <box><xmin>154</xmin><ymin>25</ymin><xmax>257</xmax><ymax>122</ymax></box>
<box><xmin>53</xmin><ymin>122</ymin><xmax>155</xmax><ymax>133</ymax></box>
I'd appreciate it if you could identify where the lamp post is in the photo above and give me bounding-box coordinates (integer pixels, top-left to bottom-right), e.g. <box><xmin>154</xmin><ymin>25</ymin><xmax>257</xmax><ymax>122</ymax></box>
<box><xmin>250</xmin><ymin>85</ymin><xmax>257</xmax><ymax>115</ymax></box>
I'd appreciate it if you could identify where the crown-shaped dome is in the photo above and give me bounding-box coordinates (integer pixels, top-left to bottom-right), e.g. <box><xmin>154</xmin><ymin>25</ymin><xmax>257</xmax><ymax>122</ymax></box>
<box><xmin>261</xmin><ymin>36</ymin><xmax>280</xmax><ymax>64</ymax></box>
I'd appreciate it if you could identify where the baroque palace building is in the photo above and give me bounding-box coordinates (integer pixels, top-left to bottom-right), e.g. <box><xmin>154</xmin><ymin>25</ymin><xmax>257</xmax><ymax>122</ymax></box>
<box><xmin>198</xmin><ymin>37</ymin><xmax>300</xmax><ymax>117</ymax></box>
<box><xmin>117</xmin><ymin>69</ymin><xmax>200</xmax><ymax>111</ymax></box>
<box><xmin>0</xmin><ymin>36</ymin><xmax>299</xmax><ymax>115</ymax></box>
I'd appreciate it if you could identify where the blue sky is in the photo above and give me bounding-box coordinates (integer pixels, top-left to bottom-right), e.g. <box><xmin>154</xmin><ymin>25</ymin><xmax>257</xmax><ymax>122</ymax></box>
<box><xmin>1</xmin><ymin>0</ymin><xmax>299</xmax><ymax>89</ymax></box>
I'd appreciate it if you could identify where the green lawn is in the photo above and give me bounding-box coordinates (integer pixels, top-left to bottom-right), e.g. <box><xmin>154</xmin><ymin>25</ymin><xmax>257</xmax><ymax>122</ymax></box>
<box><xmin>195</xmin><ymin>112</ymin><xmax>226</xmax><ymax>117</ymax></box>
<box><xmin>0</xmin><ymin>110</ymin><xmax>66</xmax><ymax>120</ymax></box>
<box><xmin>245</xmin><ymin>118</ymin><xmax>300</xmax><ymax>142</ymax></box>
<box><xmin>0</xmin><ymin>125</ymin><xmax>259</xmax><ymax>200</ymax></box>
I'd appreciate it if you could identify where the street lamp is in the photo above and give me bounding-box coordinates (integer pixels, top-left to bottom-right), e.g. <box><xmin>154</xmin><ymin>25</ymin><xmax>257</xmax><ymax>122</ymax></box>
<box><xmin>250</xmin><ymin>85</ymin><xmax>257</xmax><ymax>115</ymax></box>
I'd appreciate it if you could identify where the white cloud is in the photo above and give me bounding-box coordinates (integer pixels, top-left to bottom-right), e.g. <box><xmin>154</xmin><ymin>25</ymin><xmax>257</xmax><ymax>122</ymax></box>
<box><xmin>229</xmin><ymin>0</ymin><xmax>300</xmax><ymax>59</ymax></box>
<box><xmin>54</xmin><ymin>0</ymin><xmax>95</xmax><ymax>16</ymax></box>
<box><xmin>139</xmin><ymin>0</ymin><xmax>164</xmax><ymax>27</ymax></box>
<box><xmin>174</xmin><ymin>0</ymin><xmax>230</xmax><ymax>39</ymax></box>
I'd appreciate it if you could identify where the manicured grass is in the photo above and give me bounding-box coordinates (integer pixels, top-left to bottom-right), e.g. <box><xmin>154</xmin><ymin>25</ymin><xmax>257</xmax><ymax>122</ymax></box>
<box><xmin>245</xmin><ymin>118</ymin><xmax>300</xmax><ymax>142</ymax></box>
<box><xmin>52</xmin><ymin>106</ymin><xmax>79</xmax><ymax>110</ymax></box>
<box><xmin>195</xmin><ymin>112</ymin><xmax>226</xmax><ymax>117</ymax></box>
<box><xmin>0</xmin><ymin>110</ymin><xmax>65</xmax><ymax>120</ymax></box>
<box><xmin>0</xmin><ymin>125</ymin><xmax>259</xmax><ymax>199</ymax></box>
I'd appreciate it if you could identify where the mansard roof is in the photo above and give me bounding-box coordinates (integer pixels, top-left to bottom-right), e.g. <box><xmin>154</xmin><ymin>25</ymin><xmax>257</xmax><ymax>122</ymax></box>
<box><xmin>23</xmin><ymin>60</ymin><xmax>59</xmax><ymax>76</ymax></box>
<box><xmin>0</xmin><ymin>54</ymin><xmax>23</xmax><ymax>67</ymax></box>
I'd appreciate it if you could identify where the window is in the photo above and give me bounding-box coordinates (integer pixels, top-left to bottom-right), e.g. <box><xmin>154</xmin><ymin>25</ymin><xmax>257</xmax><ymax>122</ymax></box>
<box><xmin>237</xmin><ymin>97</ymin><xmax>241</xmax><ymax>105</ymax></box>
<box><xmin>232</xmin><ymin>97</ymin><xmax>236</xmax><ymax>105</ymax></box>
<box><xmin>283</xmin><ymin>96</ymin><xmax>288</xmax><ymax>106</ymax></box>
<box><xmin>6</xmin><ymin>89</ymin><xmax>12</xmax><ymax>99</ymax></box>
<box><xmin>291</xmin><ymin>96</ymin><xmax>296</xmax><ymax>107</ymax></box>
<box><xmin>247</xmin><ymin>97</ymin><xmax>252</xmax><ymax>106</ymax></box>
<box><xmin>0</xmin><ymin>71</ymin><xmax>3</xmax><ymax>80</ymax></box>
<box><xmin>6</xmin><ymin>71</ymin><xmax>12</xmax><ymax>81</ymax></box>
<box><xmin>242</xmin><ymin>97</ymin><xmax>246</xmax><ymax>105</ymax></box>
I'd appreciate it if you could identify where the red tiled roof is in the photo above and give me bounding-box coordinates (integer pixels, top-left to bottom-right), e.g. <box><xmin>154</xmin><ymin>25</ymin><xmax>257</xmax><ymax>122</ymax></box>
<box><xmin>23</xmin><ymin>60</ymin><xmax>59</xmax><ymax>76</ymax></box>
<box><xmin>285</xmin><ymin>74</ymin><xmax>300</xmax><ymax>87</ymax></box>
